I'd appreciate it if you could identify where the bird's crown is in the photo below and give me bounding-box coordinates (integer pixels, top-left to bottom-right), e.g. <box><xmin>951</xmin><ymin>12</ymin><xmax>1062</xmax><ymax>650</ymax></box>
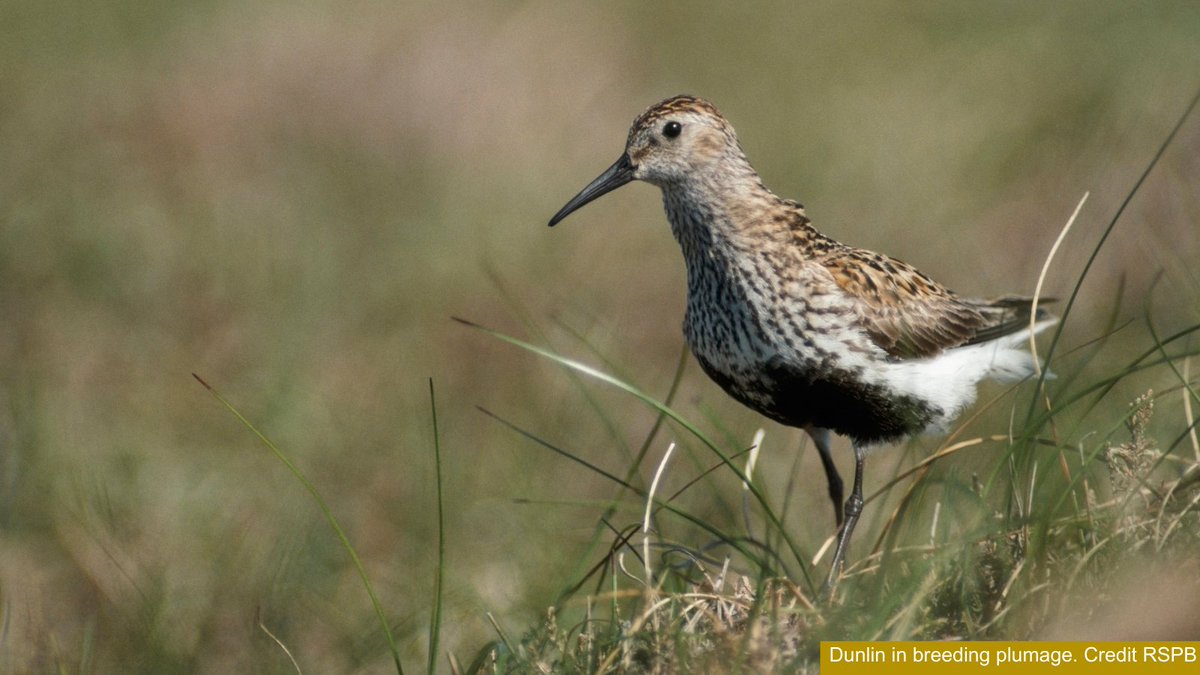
<box><xmin>629</xmin><ymin>95</ymin><xmax>727</xmax><ymax>136</ymax></box>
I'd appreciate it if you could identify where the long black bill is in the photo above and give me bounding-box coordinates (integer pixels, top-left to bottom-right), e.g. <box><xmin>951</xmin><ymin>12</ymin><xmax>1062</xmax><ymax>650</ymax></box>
<box><xmin>547</xmin><ymin>154</ymin><xmax>635</xmax><ymax>227</ymax></box>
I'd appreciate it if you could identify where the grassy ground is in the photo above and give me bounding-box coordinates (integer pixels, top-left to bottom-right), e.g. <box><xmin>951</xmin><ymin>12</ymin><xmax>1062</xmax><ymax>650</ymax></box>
<box><xmin>459</xmin><ymin>294</ymin><xmax>1200</xmax><ymax>671</ymax></box>
<box><xmin>2</xmin><ymin>1</ymin><xmax>1200</xmax><ymax>672</ymax></box>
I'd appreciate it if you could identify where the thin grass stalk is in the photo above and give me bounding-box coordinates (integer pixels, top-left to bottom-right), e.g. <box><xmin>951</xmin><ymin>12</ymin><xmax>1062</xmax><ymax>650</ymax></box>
<box><xmin>643</xmin><ymin>443</ymin><xmax>677</xmax><ymax>587</ymax></box>
<box><xmin>456</xmin><ymin>318</ymin><xmax>816</xmax><ymax>591</ymax></box>
<box><xmin>479</xmin><ymin>407</ymin><xmax>773</xmax><ymax>571</ymax></box>
<box><xmin>193</xmin><ymin>374</ymin><xmax>405</xmax><ymax>675</ymax></box>
<box><xmin>563</xmin><ymin>345</ymin><xmax>690</xmax><ymax>603</ymax></box>
<box><xmin>427</xmin><ymin>379</ymin><xmax>446</xmax><ymax>675</ymax></box>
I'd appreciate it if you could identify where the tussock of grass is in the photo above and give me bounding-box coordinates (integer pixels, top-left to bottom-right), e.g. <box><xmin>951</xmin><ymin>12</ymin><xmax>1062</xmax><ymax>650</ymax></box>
<box><xmin>458</xmin><ymin>383</ymin><xmax>1200</xmax><ymax>672</ymax></box>
<box><xmin>463</xmin><ymin>568</ymin><xmax>816</xmax><ymax>673</ymax></box>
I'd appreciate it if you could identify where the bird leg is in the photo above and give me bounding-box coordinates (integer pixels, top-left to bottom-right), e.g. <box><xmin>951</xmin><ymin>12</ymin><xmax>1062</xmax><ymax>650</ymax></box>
<box><xmin>805</xmin><ymin>427</ymin><xmax>844</xmax><ymax>527</ymax></box>
<box><xmin>823</xmin><ymin>441</ymin><xmax>866</xmax><ymax>596</ymax></box>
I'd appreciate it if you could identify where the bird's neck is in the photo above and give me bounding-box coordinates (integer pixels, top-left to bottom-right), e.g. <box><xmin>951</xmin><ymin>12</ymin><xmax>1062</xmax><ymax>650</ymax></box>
<box><xmin>660</xmin><ymin>166</ymin><xmax>829</xmax><ymax>263</ymax></box>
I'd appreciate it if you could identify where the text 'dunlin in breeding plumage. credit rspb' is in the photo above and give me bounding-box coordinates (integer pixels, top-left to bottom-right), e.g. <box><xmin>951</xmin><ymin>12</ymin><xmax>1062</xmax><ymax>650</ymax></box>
<box><xmin>822</xmin><ymin>641</ymin><xmax>1198</xmax><ymax>674</ymax></box>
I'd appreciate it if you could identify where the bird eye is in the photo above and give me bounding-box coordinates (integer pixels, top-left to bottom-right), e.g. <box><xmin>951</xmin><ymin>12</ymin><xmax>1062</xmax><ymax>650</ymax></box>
<box><xmin>662</xmin><ymin>121</ymin><xmax>682</xmax><ymax>138</ymax></box>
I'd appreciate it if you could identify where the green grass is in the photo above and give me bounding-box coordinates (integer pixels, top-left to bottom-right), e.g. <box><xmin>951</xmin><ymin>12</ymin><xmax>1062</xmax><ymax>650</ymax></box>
<box><xmin>194</xmin><ymin>373</ymin><xmax>408</xmax><ymax>673</ymax></box>
<box><xmin>454</xmin><ymin>312</ymin><xmax>1200</xmax><ymax>671</ymax></box>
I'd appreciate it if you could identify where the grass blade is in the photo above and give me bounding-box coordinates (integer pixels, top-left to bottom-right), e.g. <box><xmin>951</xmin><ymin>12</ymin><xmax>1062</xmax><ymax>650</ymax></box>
<box><xmin>1026</xmin><ymin>86</ymin><xmax>1200</xmax><ymax>425</ymax></box>
<box><xmin>193</xmin><ymin>374</ymin><xmax>404</xmax><ymax>675</ymax></box>
<box><xmin>427</xmin><ymin>379</ymin><xmax>446</xmax><ymax>675</ymax></box>
<box><xmin>454</xmin><ymin>318</ymin><xmax>816</xmax><ymax>590</ymax></box>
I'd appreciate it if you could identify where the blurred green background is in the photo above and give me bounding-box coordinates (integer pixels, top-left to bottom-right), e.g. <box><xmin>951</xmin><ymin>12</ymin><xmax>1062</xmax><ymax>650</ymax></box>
<box><xmin>3</xmin><ymin>0</ymin><xmax>1199</xmax><ymax>671</ymax></box>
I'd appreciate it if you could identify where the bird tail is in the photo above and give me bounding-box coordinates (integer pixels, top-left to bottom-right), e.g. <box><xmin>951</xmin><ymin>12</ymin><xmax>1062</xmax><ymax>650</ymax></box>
<box><xmin>964</xmin><ymin>296</ymin><xmax>1056</xmax><ymax>347</ymax></box>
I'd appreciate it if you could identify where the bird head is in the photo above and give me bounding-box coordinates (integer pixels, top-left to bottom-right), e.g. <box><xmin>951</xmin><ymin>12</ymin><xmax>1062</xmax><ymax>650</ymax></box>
<box><xmin>548</xmin><ymin>95</ymin><xmax>738</xmax><ymax>226</ymax></box>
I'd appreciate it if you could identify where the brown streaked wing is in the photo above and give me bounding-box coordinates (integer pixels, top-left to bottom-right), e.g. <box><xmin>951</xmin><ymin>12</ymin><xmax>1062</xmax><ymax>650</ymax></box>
<box><xmin>816</xmin><ymin>247</ymin><xmax>987</xmax><ymax>359</ymax></box>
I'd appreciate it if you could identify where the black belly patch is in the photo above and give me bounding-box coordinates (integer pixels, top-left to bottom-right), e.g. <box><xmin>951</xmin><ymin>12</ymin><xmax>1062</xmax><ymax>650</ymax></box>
<box><xmin>694</xmin><ymin>354</ymin><xmax>939</xmax><ymax>445</ymax></box>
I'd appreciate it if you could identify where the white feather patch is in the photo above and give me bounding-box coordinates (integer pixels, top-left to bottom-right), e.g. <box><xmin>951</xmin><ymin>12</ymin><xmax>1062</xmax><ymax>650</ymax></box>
<box><xmin>877</xmin><ymin>318</ymin><xmax>1057</xmax><ymax>432</ymax></box>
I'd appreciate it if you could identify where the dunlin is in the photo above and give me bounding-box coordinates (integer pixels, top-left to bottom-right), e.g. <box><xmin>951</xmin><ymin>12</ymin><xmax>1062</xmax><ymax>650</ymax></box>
<box><xmin>549</xmin><ymin>94</ymin><xmax>1053</xmax><ymax>591</ymax></box>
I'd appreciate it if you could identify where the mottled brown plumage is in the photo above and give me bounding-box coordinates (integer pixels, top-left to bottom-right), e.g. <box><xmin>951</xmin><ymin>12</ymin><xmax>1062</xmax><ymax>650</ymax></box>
<box><xmin>549</xmin><ymin>95</ymin><xmax>1053</xmax><ymax>593</ymax></box>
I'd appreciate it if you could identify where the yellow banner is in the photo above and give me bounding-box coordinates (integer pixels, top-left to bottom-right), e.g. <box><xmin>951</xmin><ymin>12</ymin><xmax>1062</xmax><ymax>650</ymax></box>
<box><xmin>822</xmin><ymin>642</ymin><xmax>1198</xmax><ymax>674</ymax></box>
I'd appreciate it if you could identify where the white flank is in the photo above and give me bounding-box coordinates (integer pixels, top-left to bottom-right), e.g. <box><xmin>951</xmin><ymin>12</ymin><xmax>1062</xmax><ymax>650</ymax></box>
<box><xmin>881</xmin><ymin>318</ymin><xmax>1058</xmax><ymax>433</ymax></box>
